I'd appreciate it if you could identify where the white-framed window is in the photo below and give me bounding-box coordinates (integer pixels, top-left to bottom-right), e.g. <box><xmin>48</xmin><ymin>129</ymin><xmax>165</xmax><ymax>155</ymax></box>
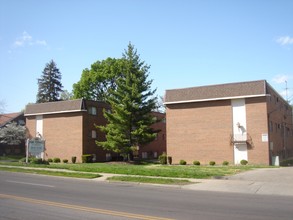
<box><xmin>142</xmin><ymin>152</ymin><xmax>148</xmax><ymax>159</ymax></box>
<box><xmin>88</xmin><ymin>106</ymin><xmax>97</xmax><ymax>115</ymax></box>
<box><xmin>91</xmin><ymin>130</ymin><xmax>97</xmax><ymax>139</ymax></box>
<box><xmin>153</xmin><ymin>152</ymin><xmax>158</xmax><ymax>158</ymax></box>
<box><xmin>106</xmin><ymin>153</ymin><xmax>112</xmax><ymax>161</ymax></box>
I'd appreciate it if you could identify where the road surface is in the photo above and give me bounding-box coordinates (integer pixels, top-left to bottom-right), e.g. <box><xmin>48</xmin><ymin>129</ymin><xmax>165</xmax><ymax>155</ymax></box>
<box><xmin>0</xmin><ymin>171</ymin><xmax>292</xmax><ymax>220</ymax></box>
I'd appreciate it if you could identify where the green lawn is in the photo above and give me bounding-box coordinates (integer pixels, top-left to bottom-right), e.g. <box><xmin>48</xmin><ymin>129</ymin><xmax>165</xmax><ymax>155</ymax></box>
<box><xmin>0</xmin><ymin>166</ymin><xmax>101</xmax><ymax>179</ymax></box>
<box><xmin>107</xmin><ymin>176</ymin><xmax>192</xmax><ymax>185</ymax></box>
<box><xmin>0</xmin><ymin>160</ymin><xmax>271</xmax><ymax>179</ymax></box>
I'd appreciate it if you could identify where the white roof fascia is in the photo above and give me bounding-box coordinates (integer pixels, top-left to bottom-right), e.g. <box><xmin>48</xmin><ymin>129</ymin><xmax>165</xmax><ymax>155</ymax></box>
<box><xmin>164</xmin><ymin>94</ymin><xmax>269</xmax><ymax>105</ymax></box>
<box><xmin>24</xmin><ymin>109</ymin><xmax>87</xmax><ymax>116</ymax></box>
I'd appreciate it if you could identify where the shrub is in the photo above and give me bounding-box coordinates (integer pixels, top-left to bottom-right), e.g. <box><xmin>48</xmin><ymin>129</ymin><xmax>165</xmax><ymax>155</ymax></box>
<box><xmin>71</xmin><ymin>156</ymin><xmax>77</xmax><ymax>164</ymax></box>
<box><xmin>30</xmin><ymin>157</ymin><xmax>49</xmax><ymax>165</ymax></box>
<box><xmin>240</xmin><ymin>159</ymin><xmax>248</xmax><ymax>165</ymax></box>
<box><xmin>82</xmin><ymin>154</ymin><xmax>93</xmax><ymax>163</ymax></box>
<box><xmin>193</xmin><ymin>160</ymin><xmax>200</xmax><ymax>166</ymax></box>
<box><xmin>53</xmin><ymin>157</ymin><xmax>61</xmax><ymax>163</ymax></box>
<box><xmin>48</xmin><ymin>158</ymin><xmax>53</xmax><ymax>163</ymax></box>
<box><xmin>167</xmin><ymin>156</ymin><xmax>172</xmax><ymax>165</ymax></box>
<box><xmin>179</xmin><ymin>160</ymin><xmax>187</xmax><ymax>165</ymax></box>
<box><xmin>209</xmin><ymin>161</ymin><xmax>216</xmax><ymax>166</ymax></box>
<box><xmin>31</xmin><ymin>158</ymin><xmax>43</xmax><ymax>164</ymax></box>
<box><xmin>158</xmin><ymin>153</ymin><xmax>167</xmax><ymax>165</ymax></box>
<box><xmin>222</xmin><ymin>161</ymin><xmax>229</xmax><ymax>166</ymax></box>
<box><xmin>63</xmin><ymin>159</ymin><xmax>68</xmax><ymax>163</ymax></box>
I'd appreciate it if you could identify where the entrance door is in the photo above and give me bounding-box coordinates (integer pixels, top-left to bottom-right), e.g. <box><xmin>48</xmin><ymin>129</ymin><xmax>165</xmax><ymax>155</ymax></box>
<box><xmin>234</xmin><ymin>143</ymin><xmax>248</xmax><ymax>164</ymax></box>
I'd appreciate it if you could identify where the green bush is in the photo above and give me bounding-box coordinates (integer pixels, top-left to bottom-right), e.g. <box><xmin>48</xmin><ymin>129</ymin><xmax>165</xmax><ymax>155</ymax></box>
<box><xmin>63</xmin><ymin>159</ymin><xmax>68</xmax><ymax>163</ymax></box>
<box><xmin>179</xmin><ymin>160</ymin><xmax>187</xmax><ymax>165</ymax></box>
<box><xmin>30</xmin><ymin>157</ymin><xmax>49</xmax><ymax>165</ymax></box>
<box><xmin>193</xmin><ymin>160</ymin><xmax>200</xmax><ymax>166</ymax></box>
<box><xmin>31</xmin><ymin>158</ymin><xmax>43</xmax><ymax>164</ymax></box>
<box><xmin>209</xmin><ymin>161</ymin><xmax>216</xmax><ymax>166</ymax></box>
<box><xmin>53</xmin><ymin>158</ymin><xmax>61</xmax><ymax>163</ymax></box>
<box><xmin>158</xmin><ymin>153</ymin><xmax>167</xmax><ymax>165</ymax></box>
<box><xmin>82</xmin><ymin>154</ymin><xmax>93</xmax><ymax>163</ymax></box>
<box><xmin>48</xmin><ymin>158</ymin><xmax>53</xmax><ymax>163</ymax></box>
<box><xmin>222</xmin><ymin>161</ymin><xmax>229</xmax><ymax>166</ymax></box>
<box><xmin>71</xmin><ymin>156</ymin><xmax>77</xmax><ymax>164</ymax></box>
<box><xmin>240</xmin><ymin>159</ymin><xmax>248</xmax><ymax>165</ymax></box>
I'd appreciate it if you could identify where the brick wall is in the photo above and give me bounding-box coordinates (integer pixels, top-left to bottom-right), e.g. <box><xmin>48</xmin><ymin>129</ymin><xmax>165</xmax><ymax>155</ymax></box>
<box><xmin>166</xmin><ymin>100</ymin><xmax>233</xmax><ymax>165</ymax></box>
<box><xmin>139</xmin><ymin>112</ymin><xmax>166</xmax><ymax>159</ymax></box>
<box><xmin>245</xmin><ymin>97</ymin><xmax>270</xmax><ymax>165</ymax></box>
<box><xmin>42</xmin><ymin>113</ymin><xmax>84</xmax><ymax>163</ymax></box>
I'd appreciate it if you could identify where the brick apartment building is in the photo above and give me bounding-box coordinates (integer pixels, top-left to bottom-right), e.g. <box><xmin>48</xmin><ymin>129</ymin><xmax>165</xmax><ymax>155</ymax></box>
<box><xmin>24</xmin><ymin>99</ymin><xmax>166</xmax><ymax>163</ymax></box>
<box><xmin>164</xmin><ymin>80</ymin><xmax>293</xmax><ymax>165</ymax></box>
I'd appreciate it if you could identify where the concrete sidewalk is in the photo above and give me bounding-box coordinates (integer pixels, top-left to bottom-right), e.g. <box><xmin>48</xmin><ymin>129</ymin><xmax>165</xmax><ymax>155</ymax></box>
<box><xmin>182</xmin><ymin>167</ymin><xmax>293</xmax><ymax>196</ymax></box>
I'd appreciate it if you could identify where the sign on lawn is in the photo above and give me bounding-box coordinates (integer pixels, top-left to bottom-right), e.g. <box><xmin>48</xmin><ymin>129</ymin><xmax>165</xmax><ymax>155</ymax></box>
<box><xmin>28</xmin><ymin>138</ymin><xmax>45</xmax><ymax>154</ymax></box>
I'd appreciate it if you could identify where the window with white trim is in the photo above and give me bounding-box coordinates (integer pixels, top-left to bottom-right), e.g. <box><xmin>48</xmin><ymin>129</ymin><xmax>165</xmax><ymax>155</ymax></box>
<box><xmin>91</xmin><ymin>130</ymin><xmax>97</xmax><ymax>139</ymax></box>
<box><xmin>88</xmin><ymin>106</ymin><xmax>97</xmax><ymax>115</ymax></box>
<box><xmin>142</xmin><ymin>152</ymin><xmax>148</xmax><ymax>159</ymax></box>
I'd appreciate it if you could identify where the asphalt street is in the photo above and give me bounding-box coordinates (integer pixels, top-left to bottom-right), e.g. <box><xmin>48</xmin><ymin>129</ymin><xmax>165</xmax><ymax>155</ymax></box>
<box><xmin>1</xmin><ymin>170</ymin><xmax>293</xmax><ymax>220</ymax></box>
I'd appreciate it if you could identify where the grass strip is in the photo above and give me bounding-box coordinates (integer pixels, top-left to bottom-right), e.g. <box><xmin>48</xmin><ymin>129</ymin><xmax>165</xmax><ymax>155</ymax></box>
<box><xmin>0</xmin><ymin>161</ymin><xmax>273</xmax><ymax>179</ymax></box>
<box><xmin>0</xmin><ymin>167</ymin><xmax>101</xmax><ymax>179</ymax></box>
<box><xmin>107</xmin><ymin>176</ymin><xmax>192</xmax><ymax>185</ymax></box>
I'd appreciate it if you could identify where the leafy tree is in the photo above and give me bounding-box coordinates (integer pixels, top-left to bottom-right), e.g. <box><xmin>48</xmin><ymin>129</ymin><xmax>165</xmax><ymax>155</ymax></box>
<box><xmin>60</xmin><ymin>90</ymin><xmax>74</xmax><ymax>101</ymax></box>
<box><xmin>36</xmin><ymin>60</ymin><xmax>63</xmax><ymax>103</ymax></box>
<box><xmin>97</xmin><ymin>43</ymin><xmax>157</xmax><ymax>160</ymax></box>
<box><xmin>0</xmin><ymin>122</ymin><xmax>26</xmax><ymax>145</ymax></box>
<box><xmin>73</xmin><ymin>58</ymin><xmax>122</xmax><ymax>101</ymax></box>
<box><xmin>0</xmin><ymin>100</ymin><xmax>5</xmax><ymax>113</ymax></box>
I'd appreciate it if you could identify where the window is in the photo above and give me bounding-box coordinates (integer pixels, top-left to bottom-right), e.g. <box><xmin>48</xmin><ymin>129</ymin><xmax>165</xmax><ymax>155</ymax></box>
<box><xmin>153</xmin><ymin>152</ymin><xmax>158</xmax><ymax>158</ymax></box>
<box><xmin>88</xmin><ymin>106</ymin><xmax>97</xmax><ymax>115</ymax></box>
<box><xmin>91</xmin><ymin>130</ymin><xmax>97</xmax><ymax>139</ymax></box>
<box><xmin>142</xmin><ymin>152</ymin><xmax>148</xmax><ymax>159</ymax></box>
<box><xmin>106</xmin><ymin>153</ymin><xmax>112</xmax><ymax>161</ymax></box>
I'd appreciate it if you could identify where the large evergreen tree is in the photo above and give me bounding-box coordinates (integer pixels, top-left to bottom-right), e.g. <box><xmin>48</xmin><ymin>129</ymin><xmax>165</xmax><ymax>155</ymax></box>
<box><xmin>36</xmin><ymin>60</ymin><xmax>63</xmax><ymax>103</ymax></box>
<box><xmin>72</xmin><ymin>58</ymin><xmax>122</xmax><ymax>101</ymax></box>
<box><xmin>97</xmin><ymin>43</ymin><xmax>157</xmax><ymax>160</ymax></box>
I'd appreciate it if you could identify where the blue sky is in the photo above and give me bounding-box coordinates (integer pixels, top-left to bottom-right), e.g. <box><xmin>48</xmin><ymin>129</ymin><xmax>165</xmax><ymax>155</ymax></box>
<box><xmin>0</xmin><ymin>0</ymin><xmax>292</xmax><ymax>113</ymax></box>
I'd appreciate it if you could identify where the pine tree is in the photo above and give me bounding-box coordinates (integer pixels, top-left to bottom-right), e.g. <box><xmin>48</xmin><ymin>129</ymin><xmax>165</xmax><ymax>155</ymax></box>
<box><xmin>97</xmin><ymin>43</ymin><xmax>157</xmax><ymax>160</ymax></box>
<box><xmin>36</xmin><ymin>60</ymin><xmax>63</xmax><ymax>103</ymax></box>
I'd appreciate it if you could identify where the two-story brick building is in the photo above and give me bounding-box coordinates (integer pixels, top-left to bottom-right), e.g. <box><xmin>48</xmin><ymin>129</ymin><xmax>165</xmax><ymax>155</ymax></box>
<box><xmin>164</xmin><ymin>80</ymin><xmax>293</xmax><ymax>165</ymax></box>
<box><xmin>24</xmin><ymin>99</ymin><xmax>166</xmax><ymax>163</ymax></box>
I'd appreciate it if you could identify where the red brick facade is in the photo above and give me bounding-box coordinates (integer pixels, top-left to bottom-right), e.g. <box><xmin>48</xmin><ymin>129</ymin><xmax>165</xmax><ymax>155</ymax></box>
<box><xmin>25</xmin><ymin>99</ymin><xmax>166</xmax><ymax>163</ymax></box>
<box><xmin>165</xmin><ymin>80</ymin><xmax>293</xmax><ymax>165</ymax></box>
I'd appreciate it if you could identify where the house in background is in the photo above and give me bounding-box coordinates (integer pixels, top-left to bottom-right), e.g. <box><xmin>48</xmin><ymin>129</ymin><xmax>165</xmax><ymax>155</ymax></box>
<box><xmin>164</xmin><ymin>80</ymin><xmax>293</xmax><ymax>165</ymax></box>
<box><xmin>0</xmin><ymin>112</ymin><xmax>26</xmax><ymax>155</ymax></box>
<box><xmin>24</xmin><ymin>99</ymin><xmax>166</xmax><ymax>163</ymax></box>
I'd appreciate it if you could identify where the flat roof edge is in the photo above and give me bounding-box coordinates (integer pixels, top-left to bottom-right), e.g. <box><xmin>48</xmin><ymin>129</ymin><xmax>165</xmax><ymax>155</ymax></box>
<box><xmin>164</xmin><ymin>94</ymin><xmax>268</xmax><ymax>105</ymax></box>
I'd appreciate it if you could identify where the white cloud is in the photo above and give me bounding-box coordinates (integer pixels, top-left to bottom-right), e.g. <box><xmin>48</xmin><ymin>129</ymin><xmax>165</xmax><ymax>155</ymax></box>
<box><xmin>12</xmin><ymin>31</ymin><xmax>47</xmax><ymax>48</ymax></box>
<box><xmin>276</xmin><ymin>36</ymin><xmax>293</xmax><ymax>46</ymax></box>
<box><xmin>35</xmin><ymin>40</ymin><xmax>47</xmax><ymax>46</ymax></box>
<box><xmin>13</xmin><ymin>31</ymin><xmax>32</xmax><ymax>47</ymax></box>
<box><xmin>272</xmin><ymin>74</ymin><xmax>289</xmax><ymax>84</ymax></box>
